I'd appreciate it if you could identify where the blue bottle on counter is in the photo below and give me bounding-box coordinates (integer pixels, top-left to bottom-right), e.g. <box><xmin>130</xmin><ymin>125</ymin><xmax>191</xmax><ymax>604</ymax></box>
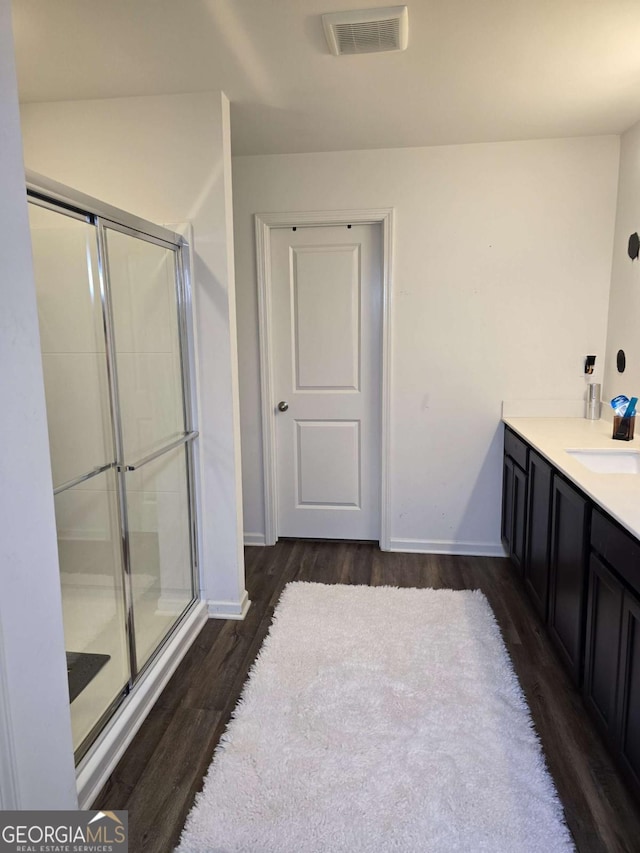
<box><xmin>611</xmin><ymin>395</ymin><xmax>630</xmax><ymax>416</ymax></box>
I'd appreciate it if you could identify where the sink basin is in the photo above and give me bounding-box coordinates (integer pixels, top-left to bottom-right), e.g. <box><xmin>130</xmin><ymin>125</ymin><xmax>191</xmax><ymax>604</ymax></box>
<box><xmin>565</xmin><ymin>448</ymin><xmax>640</xmax><ymax>474</ymax></box>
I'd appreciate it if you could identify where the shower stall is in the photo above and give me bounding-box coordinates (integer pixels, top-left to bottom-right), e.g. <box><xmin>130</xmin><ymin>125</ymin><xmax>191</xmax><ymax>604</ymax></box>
<box><xmin>27</xmin><ymin>173</ymin><xmax>200</xmax><ymax>763</ymax></box>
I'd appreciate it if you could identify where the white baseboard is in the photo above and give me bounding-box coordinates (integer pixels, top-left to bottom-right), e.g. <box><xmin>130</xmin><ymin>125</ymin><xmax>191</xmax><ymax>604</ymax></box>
<box><xmin>207</xmin><ymin>588</ymin><xmax>251</xmax><ymax>620</ymax></box>
<box><xmin>244</xmin><ymin>532</ymin><xmax>266</xmax><ymax>546</ymax></box>
<box><xmin>76</xmin><ymin>600</ymin><xmax>208</xmax><ymax>809</ymax></box>
<box><xmin>388</xmin><ymin>538</ymin><xmax>508</xmax><ymax>558</ymax></box>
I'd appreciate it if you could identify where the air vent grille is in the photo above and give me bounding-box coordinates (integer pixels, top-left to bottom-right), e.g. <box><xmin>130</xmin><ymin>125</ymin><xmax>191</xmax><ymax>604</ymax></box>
<box><xmin>323</xmin><ymin>6</ymin><xmax>408</xmax><ymax>56</ymax></box>
<box><xmin>334</xmin><ymin>18</ymin><xmax>400</xmax><ymax>55</ymax></box>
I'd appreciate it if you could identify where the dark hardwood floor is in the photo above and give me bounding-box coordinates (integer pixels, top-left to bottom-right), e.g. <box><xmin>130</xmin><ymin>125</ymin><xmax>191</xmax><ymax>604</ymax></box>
<box><xmin>94</xmin><ymin>542</ymin><xmax>640</xmax><ymax>852</ymax></box>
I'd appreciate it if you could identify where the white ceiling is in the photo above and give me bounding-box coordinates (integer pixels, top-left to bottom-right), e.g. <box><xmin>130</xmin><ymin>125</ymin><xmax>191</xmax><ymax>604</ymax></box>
<box><xmin>12</xmin><ymin>0</ymin><xmax>640</xmax><ymax>156</ymax></box>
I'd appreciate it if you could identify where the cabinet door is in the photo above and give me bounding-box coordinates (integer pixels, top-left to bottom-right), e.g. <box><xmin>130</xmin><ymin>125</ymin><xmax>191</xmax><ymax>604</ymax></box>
<box><xmin>502</xmin><ymin>455</ymin><xmax>514</xmax><ymax>552</ymax></box>
<box><xmin>617</xmin><ymin>592</ymin><xmax>640</xmax><ymax>793</ymax></box>
<box><xmin>502</xmin><ymin>452</ymin><xmax>527</xmax><ymax>573</ymax></box>
<box><xmin>548</xmin><ymin>476</ymin><xmax>590</xmax><ymax>684</ymax></box>
<box><xmin>511</xmin><ymin>463</ymin><xmax>527</xmax><ymax>574</ymax></box>
<box><xmin>525</xmin><ymin>450</ymin><xmax>553</xmax><ymax>620</ymax></box>
<box><xmin>583</xmin><ymin>553</ymin><xmax>623</xmax><ymax>740</ymax></box>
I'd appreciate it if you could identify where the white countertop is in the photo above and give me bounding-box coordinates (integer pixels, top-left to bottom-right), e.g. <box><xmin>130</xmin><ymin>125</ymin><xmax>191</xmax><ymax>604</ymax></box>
<box><xmin>502</xmin><ymin>416</ymin><xmax>640</xmax><ymax>540</ymax></box>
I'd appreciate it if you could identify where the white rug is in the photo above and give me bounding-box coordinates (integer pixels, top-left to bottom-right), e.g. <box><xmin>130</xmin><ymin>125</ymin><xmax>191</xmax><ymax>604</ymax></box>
<box><xmin>177</xmin><ymin>582</ymin><xmax>574</xmax><ymax>853</ymax></box>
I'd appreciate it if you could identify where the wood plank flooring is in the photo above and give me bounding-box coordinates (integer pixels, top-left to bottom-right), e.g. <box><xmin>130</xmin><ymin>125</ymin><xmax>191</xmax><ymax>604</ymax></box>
<box><xmin>94</xmin><ymin>542</ymin><xmax>640</xmax><ymax>852</ymax></box>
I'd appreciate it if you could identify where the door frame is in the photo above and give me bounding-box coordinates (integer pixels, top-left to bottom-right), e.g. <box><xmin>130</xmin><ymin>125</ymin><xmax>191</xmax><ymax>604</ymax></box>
<box><xmin>254</xmin><ymin>208</ymin><xmax>394</xmax><ymax>549</ymax></box>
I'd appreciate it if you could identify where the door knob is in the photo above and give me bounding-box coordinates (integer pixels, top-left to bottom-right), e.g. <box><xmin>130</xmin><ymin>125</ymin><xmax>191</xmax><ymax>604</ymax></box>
<box><xmin>277</xmin><ymin>401</ymin><xmax>289</xmax><ymax>412</ymax></box>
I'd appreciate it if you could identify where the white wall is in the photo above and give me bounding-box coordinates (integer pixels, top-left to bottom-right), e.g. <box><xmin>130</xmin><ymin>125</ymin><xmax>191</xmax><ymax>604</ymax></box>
<box><xmin>603</xmin><ymin>118</ymin><xmax>640</xmax><ymax>405</ymax></box>
<box><xmin>233</xmin><ymin>137</ymin><xmax>620</xmax><ymax>552</ymax></box>
<box><xmin>21</xmin><ymin>92</ymin><xmax>248</xmax><ymax>615</ymax></box>
<box><xmin>0</xmin><ymin>0</ymin><xmax>77</xmax><ymax>807</ymax></box>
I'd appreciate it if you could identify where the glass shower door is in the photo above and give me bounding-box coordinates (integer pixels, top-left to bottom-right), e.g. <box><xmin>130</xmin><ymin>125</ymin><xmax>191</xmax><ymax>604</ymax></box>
<box><xmin>28</xmin><ymin>202</ymin><xmax>130</xmax><ymax>755</ymax></box>
<box><xmin>29</xmin><ymin>184</ymin><xmax>200</xmax><ymax>763</ymax></box>
<box><xmin>104</xmin><ymin>225</ymin><xmax>196</xmax><ymax>672</ymax></box>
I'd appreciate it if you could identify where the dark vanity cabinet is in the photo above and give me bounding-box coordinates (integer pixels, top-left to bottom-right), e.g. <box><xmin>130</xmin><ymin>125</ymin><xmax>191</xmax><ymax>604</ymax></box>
<box><xmin>586</xmin><ymin>510</ymin><xmax>640</xmax><ymax>794</ymax></box>
<box><xmin>583</xmin><ymin>552</ymin><xmax>623</xmax><ymax>739</ymax></box>
<box><xmin>502</xmin><ymin>429</ymin><xmax>528</xmax><ymax>574</ymax></box>
<box><xmin>502</xmin><ymin>425</ymin><xmax>640</xmax><ymax>797</ymax></box>
<box><xmin>503</xmin><ymin>428</ymin><xmax>589</xmax><ymax>683</ymax></box>
<box><xmin>619</xmin><ymin>593</ymin><xmax>640</xmax><ymax>794</ymax></box>
<box><xmin>524</xmin><ymin>450</ymin><xmax>553</xmax><ymax>621</ymax></box>
<box><xmin>548</xmin><ymin>476</ymin><xmax>590</xmax><ymax>684</ymax></box>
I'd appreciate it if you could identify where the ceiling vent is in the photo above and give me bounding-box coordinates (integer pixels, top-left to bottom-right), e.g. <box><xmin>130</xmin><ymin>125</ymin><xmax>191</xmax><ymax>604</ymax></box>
<box><xmin>322</xmin><ymin>6</ymin><xmax>409</xmax><ymax>56</ymax></box>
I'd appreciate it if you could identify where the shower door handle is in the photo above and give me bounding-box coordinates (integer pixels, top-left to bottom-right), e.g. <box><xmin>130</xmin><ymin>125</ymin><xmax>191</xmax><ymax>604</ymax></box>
<box><xmin>53</xmin><ymin>462</ymin><xmax>115</xmax><ymax>496</ymax></box>
<box><xmin>122</xmin><ymin>430</ymin><xmax>199</xmax><ymax>472</ymax></box>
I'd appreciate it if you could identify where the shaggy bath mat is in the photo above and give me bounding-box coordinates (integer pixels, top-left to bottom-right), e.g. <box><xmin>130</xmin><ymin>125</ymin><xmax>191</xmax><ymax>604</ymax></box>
<box><xmin>177</xmin><ymin>582</ymin><xmax>573</xmax><ymax>852</ymax></box>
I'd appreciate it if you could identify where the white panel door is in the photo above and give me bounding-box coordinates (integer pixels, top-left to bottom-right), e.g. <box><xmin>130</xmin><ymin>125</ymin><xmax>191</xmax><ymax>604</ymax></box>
<box><xmin>271</xmin><ymin>224</ymin><xmax>381</xmax><ymax>539</ymax></box>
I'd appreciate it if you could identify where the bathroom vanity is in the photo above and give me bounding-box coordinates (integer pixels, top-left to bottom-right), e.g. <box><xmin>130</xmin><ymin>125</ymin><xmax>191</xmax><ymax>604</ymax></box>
<box><xmin>502</xmin><ymin>418</ymin><xmax>640</xmax><ymax>799</ymax></box>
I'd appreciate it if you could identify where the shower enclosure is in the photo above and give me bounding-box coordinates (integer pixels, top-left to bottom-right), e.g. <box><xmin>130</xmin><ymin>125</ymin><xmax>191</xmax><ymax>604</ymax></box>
<box><xmin>27</xmin><ymin>174</ymin><xmax>200</xmax><ymax>762</ymax></box>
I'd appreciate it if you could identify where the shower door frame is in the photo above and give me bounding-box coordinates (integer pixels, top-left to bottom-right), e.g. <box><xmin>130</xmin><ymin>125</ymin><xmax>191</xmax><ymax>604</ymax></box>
<box><xmin>26</xmin><ymin>170</ymin><xmax>202</xmax><ymax>766</ymax></box>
